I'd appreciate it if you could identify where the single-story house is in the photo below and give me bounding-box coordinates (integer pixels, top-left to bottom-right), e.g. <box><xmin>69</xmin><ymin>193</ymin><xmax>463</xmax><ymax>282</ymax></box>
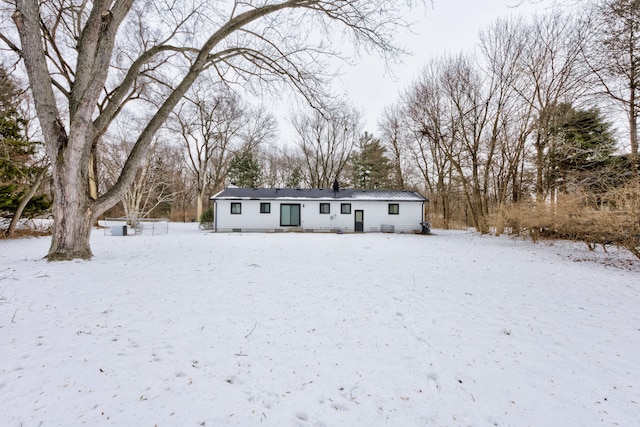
<box><xmin>210</xmin><ymin>186</ymin><xmax>428</xmax><ymax>233</ymax></box>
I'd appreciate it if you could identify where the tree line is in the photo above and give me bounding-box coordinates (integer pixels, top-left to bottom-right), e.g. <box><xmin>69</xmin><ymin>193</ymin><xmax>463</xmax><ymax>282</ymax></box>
<box><xmin>103</xmin><ymin>0</ymin><xmax>640</xmax><ymax>233</ymax></box>
<box><xmin>1</xmin><ymin>0</ymin><xmax>422</xmax><ymax>259</ymax></box>
<box><xmin>1</xmin><ymin>0</ymin><xmax>639</xmax><ymax>259</ymax></box>
<box><xmin>379</xmin><ymin>5</ymin><xmax>639</xmax><ymax>232</ymax></box>
<box><xmin>1</xmin><ymin>66</ymin><xmax>398</xmax><ymax>227</ymax></box>
<box><xmin>373</xmin><ymin>0</ymin><xmax>638</xmax><ymax>256</ymax></box>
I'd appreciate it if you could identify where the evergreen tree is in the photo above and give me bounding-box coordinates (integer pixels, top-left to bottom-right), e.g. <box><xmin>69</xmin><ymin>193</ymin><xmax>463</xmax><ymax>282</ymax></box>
<box><xmin>547</xmin><ymin>103</ymin><xmax>619</xmax><ymax>193</ymax></box>
<box><xmin>285</xmin><ymin>166</ymin><xmax>303</xmax><ymax>188</ymax></box>
<box><xmin>0</xmin><ymin>66</ymin><xmax>50</xmax><ymax>220</ymax></box>
<box><xmin>350</xmin><ymin>132</ymin><xmax>393</xmax><ymax>190</ymax></box>
<box><xmin>227</xmin><ymin>151</ymin><xmax>261</xmax><ymax>188</ymax></box>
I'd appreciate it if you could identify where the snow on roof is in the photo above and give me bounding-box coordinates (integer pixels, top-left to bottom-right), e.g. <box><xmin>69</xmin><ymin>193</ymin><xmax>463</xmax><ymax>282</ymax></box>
<box><xmin>210</xmin><ymin>187</ymin><xmax>427</xmax><ymax>201</ymax></box>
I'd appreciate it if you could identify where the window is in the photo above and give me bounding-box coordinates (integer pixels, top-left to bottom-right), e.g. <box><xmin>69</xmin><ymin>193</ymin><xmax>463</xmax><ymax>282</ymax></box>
<box><xmin>319</xmin><ymin>203</ymin><xmax>330</xmax><ymax>214</ymax></box>
<box><xmin>260</xmin><ymin>202</ymin><xmax>271</xmax><ymax>214</ymax></box>
<box><xmin>341</xmin><ymin>203</ymin><xmax>351</xmax><ymax>214</ymax></box>
<box><xmin>231</xmin><ymin>202</ymin><xmax>242</xmax><ymax>214</ymax></box>
<box><xmin>388</xmin><ymin>203</ymin><xmax>399</xmax><ymax>215</ymax></box>
<box><xmin>280</xmin><ymin>204</ymin><xmax>301</xmax><ymax>226</ymax></box>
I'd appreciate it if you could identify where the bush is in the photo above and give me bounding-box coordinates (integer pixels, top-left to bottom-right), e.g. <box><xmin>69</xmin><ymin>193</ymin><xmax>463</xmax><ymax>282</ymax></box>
<box><xmin>492</xmin><ymin>181</ymin><xmax>640</xmax><ymax>259</ymax></box>
<box><xmin>199</xmin><ymin>208</ymin><xmax>214</xmax><ymax>230</ymax></box>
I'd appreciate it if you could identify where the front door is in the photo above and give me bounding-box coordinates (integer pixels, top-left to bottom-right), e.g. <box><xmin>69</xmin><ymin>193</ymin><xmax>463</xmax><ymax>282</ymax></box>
<box><xmin>354</xmin><ymin>210</ymin><xmax>364</xmax><ymax>232</ymax></box>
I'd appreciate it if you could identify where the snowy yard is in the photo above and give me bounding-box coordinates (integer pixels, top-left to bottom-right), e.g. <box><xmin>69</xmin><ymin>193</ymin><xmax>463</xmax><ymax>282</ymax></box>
<box><xmin>1</xmin><ymin>223</ymin><xmax>639</xmax><ymax>426</ymax></box>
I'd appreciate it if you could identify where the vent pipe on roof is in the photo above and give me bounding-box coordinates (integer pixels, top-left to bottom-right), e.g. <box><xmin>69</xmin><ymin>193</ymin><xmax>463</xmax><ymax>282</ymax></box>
<box><xmin>332</xmin><ymin>179</ymin><xmax>339</xmax><ymax>193</ymax></box>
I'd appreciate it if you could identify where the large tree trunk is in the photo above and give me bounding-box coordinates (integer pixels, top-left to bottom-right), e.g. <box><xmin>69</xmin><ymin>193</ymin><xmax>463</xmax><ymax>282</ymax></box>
<box><xmin>196</xmin><ymin>193</ymin><xmax>204</xmax><ymax>221</ymax></box>
<box><xmin>12</xmin><ymin>0</ymin><xmax>125</xmax><ymax>260</ymax></box>
<box><xmin>47</xmin><ymin>147</ymin><xmax>95</xmax><ymax>260</ymax></box>
<box><xmin>48</xmin><ymin>199</ymin><xmax>95</xmax><ymax>260</ymax></box>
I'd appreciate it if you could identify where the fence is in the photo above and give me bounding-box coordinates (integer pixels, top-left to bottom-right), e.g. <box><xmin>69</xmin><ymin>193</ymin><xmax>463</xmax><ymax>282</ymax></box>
<box><xmin>102</xmin><ymin>217</ymin><xmax>169</xmax><ymax>236</ymax></box>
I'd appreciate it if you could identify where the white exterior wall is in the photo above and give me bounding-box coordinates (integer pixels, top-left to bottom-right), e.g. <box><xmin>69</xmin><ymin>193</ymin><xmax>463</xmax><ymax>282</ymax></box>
<box><xmin>214</xmin><ymin>200</ymin><xmax>280</xmax><ymax>232</ymax></box>
<box><xmin>347</xmin><ymin>200</ymin><xmax>424</xmax><ymax>233</ymax></box>
<box><xmin>214</xmin><ymin>199</ymin><xmax>424</xmax><ymax>233</ymax></box>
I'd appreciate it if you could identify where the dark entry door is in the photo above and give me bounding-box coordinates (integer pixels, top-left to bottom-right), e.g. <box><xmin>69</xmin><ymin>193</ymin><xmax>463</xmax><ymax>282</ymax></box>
<box><xmin>354</xmin><ymin>210</ymin><xmax>364</xmax><ymax>232</ymax></box>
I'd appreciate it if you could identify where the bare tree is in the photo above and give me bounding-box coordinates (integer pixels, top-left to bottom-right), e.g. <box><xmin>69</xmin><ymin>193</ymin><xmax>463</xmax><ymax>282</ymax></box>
<box><xmin>292</xmin><ymin>102</ymin><xmax>362</xmax><ymax>187</ymax></box>
<box><xmin>516</xmin><ymin>12</ymin><xmax>589</xmax><ymax>200</ymax></box>
<box><xmin>378</xmin><ymin>104</ymin><xmax>408</xmax><ymax>189</ymax></box>
<box><xmin>240</xmin><ymin>104</ymin><xmax>278</xmax><ymax>156</ymax></box>
<box><xmin>171</xmin><ymin>83</ymin><xmax>244</xmax><ymax>220</ymax></box>
<box><xmin>259</xmin><ymin>145</ymin><xmax>306</xmax><ymax>188</ymax></box>
<box><xmin>587</xmin><ymin>0</ymin><xmax>640</xmax><ymax>158</ymax></box>
<box><xmin>402</xmin><ymin>58</ymin><xmax>463</xmax><ymax>227</ymax></box>
<box><xmin>99</xmin><ymin>133</ymin><xmax>178</xmax><ymax>222</ymax></box>
<box><xmin>439</xmin><ymin>53</ymin><xmax>508</xmax><ymax>233</ymax></box>
<box><xmin>1</xmin><ymin>0</ymin><xmax>418</xmax><ymax>260</ymax></box>
<box><xmin>170</xmin><ymin>81</ymin><xmax>277</xmax><ymax>218</ymax></box>
<box><xmin>478</xmin><ymin>15</ymin><xmax>535</xmax><ymax>222</ymax></box>
<box><xmin>169</xmin><ymin>159</ymin><xmax>197</xmax><ymax>222</ymax></box>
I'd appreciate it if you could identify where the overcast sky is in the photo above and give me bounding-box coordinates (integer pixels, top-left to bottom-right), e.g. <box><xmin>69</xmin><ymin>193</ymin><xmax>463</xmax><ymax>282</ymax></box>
<box><xmin>270</xmin><ymin>0</ymin><xmax>575</xmax><ymax>144</ymax></box>
<box><xmin>257</xmin><ymin>0</ymin><xmax>575</xmax><ymax>146</ymax></box>
<box><xmin>335</xmin><ymin>0</ymin><xmax>560</xmax><ymax>134</ymax></box>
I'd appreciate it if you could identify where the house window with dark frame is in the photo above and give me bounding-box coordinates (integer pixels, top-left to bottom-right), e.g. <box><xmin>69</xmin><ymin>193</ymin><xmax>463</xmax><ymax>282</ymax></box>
<box><xmin>280</xmin><ymin>204</ymin><xmax>301</xmax><ymax>226</ymax></box>
<box><xmin>231</xmin><ymin>202</ymin><xmax>242</xmax><ymax>214</ymax></box>
<box><xmin>341</xmin><ymin>203</ymin><xmax>351</xmax><ymax>214</ymax></box>
<box><xmin>260</xmin><ymin>202</ymin><xmax>271</xmax><ymax>214</ymax></box>
<box><xmin>388</xmin><ymin>203</ymin><xmax>399</xmax><ymax>215</ymax></box>
<box><xmin>319</xmin><ymin>203</ymin><xmax>330</xmax><ymax>214</ymax></box>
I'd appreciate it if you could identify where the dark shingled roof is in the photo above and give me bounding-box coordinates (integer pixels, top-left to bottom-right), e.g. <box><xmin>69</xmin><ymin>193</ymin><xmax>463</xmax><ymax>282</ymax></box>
<box><xmin>211</xmin><ymin>187</ymin><xmax>427</xmax><ymax>201</ymax></box>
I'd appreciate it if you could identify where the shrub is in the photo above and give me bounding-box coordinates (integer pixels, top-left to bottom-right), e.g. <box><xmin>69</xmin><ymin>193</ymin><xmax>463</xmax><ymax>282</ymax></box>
<box><xmin>199</xmin><ymin>208</ymin><xmax>214</xmax><ymax>230</ymax></box>
<box><xmin>492</xmin><ymin>181</ymin><xmax>640</xmax><ymax>260</ymax></box>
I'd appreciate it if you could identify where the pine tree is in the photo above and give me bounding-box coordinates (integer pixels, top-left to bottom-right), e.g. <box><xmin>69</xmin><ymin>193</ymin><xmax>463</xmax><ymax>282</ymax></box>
<box><xmin>546</xmin><ymin>103</ymin><xmax>619</xmax><ymax>193</ymax></box>
<box><xmin>285</xmin><ymin>167</ymin><xmax>303</xmax><ymax>189</ymax></box>
<box><xmin>227</xmin><ymin>152</ymin><xmax>261</xmax><ymax>188</ymax></box>
<box><xmin>350</xmin><ymin>132</ymin><xmax>393</xmax><ymax>190</ymax></box>
<box><xmin>0</xmin><ymin>66</ymin><xmax>50</xmax><ymax>222</ymax></box>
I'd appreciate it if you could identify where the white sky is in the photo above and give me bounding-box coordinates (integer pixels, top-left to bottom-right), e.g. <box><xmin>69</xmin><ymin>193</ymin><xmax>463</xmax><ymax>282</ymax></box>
<box><xmin>278</xmin><ymin>0</ymin><xmax>559</xmax><ymax>142</ymax></box>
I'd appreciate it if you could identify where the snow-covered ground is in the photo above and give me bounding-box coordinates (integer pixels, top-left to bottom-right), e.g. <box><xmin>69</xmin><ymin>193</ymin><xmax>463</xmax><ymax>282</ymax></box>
<box><xmin>1</xmin><ymin>224</ymin><xmax>639</xmax><ymax>426</ymax></box>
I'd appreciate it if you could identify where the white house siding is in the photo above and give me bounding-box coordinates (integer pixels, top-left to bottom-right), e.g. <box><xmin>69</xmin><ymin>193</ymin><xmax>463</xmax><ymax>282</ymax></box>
<box><xmin>348</xmin><ymin>200</ymin><xmax>424</xmax><ymax>233</ymax></box>
<box><xmin>214</xmin><ymin>198</ymin><xmax>424</xmax><ymax>233</ymax></box>
<box><xmin>214</xmin><ymin>200</ymin><xmax>280</xmax><ymax>232</ymax></box>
